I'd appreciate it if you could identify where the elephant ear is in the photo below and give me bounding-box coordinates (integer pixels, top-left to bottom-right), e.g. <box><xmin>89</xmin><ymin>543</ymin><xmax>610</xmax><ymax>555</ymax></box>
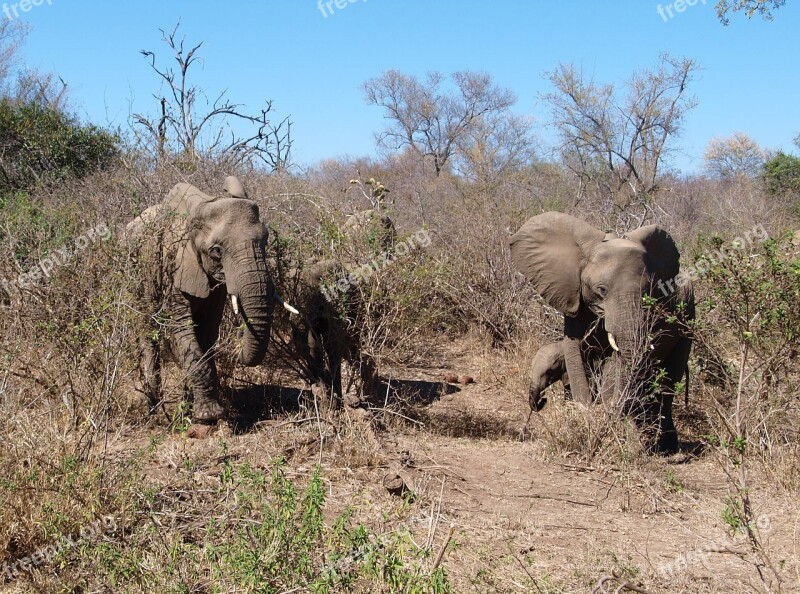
<box><xmin>163</xmin><ymin>183</ymin><xmax>219</xmax><ymax>298</ymax></box>
<box><xmin>510</xmin><ymin>212</ymin><xmax>604</xmax><ymax>316</ymax></box>
<box><xmin>624</xmin><ymin>225</ymin><xmax>680</xmax><ymax>282</ymax></box>
<box><xmin>173</xmin><ymin>235</ymin><xmax>211</xmax><ymax>298</ymax></box>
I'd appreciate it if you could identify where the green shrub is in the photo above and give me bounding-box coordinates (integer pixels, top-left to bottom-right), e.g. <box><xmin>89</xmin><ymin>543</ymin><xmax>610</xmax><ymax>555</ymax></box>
<box><xmin>49</xmin><ymin>459</ymin><xmax>452</xmax><ymax>593</ymax></box>
<box><xmin>0</xmin><ymin>98</ymin><xmax>119</xmax><ymax>194</ymax></box>
<box><xmin>762</xmin><ymin>151</ymin><xmax>800</xmax><ymax>197</ymax></box>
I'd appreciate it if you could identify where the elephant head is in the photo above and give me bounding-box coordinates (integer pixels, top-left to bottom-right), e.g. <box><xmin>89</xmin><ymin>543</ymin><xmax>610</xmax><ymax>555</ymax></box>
<box><xmin>510</xmin><ymin>212</ymin><xmax>685</xmax><ymax>405</ymax></box>
<box><xmin>163</xmin><ymin>181</ymin><xmax>274</xmax><ymax>366</ymax></box>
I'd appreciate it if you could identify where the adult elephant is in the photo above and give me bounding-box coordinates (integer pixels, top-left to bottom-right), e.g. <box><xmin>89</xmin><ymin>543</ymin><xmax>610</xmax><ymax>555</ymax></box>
<box><xmin>269</xmin><ymin>208</ymin><xmax>395</xmax><ymax>408</ymax></box>
<box><xmin>128</xmin><ymin>177</ymin><xmax>292</xmax><ymax>425</ymax></box>
<box><xmin>510</xmin><ymin>212</ymin><xmax>694</xmax><ymax>453</ymax></box>
<box><xmin>282</xmin><ymin>259</ymin><xmax>378</xmax><ymax>409</ymax></box>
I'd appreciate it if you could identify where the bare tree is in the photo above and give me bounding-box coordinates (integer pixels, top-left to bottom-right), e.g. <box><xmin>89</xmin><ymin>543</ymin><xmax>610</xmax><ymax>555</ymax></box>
<box><xmin>132</xmin><ymin>23</ymin><xmax>291</xmax><ymax>171</ymax></box>
<box><xmin>0</xmin><ymin>21</ymin><xmax>70</xmax><ymax>111</ymax></box>
<box><xmin>703</xmin><ymin>131</ymin><xmax>766</xmax><ymax>179</ymax></box>
<box><xmin>0</xmin><ymin>20</ymin><xmax>26</xmax><ymax>92</ymax></box>
<box><xmin>715</xmin><ymin>0</ymin><xmax>786</xmax><ymax>24</ymax></box>
<box><xmin>362</xmin><ymin>70</ymin><xmax>515</xmax><ymax>176</ymax></box>
<box><xmin>453</xmin><ymin>112</ymin><xmax>538</xmax><ymax>185</ymax></box>
<box><xmin>545</xmin><ymin>54</ymin><xmax>698</xmax><ymax>214</ymax></box>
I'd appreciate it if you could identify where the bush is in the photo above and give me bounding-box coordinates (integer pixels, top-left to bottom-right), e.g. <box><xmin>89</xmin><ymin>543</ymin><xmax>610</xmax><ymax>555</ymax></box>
<box><xmin>0</xmin><ymin>98</ymin><xmax>119</xmax><ymax>194</ymax></box>
<box><xmin>694</xmin><ymin>231</ymin><xmax>800</xmax><ymax>485</ymax></box>
<box><xmin>762</xmin><ymin>151</ymin><xmax>800</xmax><ymax>197</ymax></box>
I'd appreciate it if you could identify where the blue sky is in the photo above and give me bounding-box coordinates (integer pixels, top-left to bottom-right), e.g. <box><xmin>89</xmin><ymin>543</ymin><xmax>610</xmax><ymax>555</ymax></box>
<box><xmin>9</xmin><ymin>0</ymin><xmax>800</xmax><ymax>173</ymax></box>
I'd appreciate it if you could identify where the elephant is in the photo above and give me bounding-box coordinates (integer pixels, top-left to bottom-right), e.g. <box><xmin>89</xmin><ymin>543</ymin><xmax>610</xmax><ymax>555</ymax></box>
<box><xmin>281</xmin><ymin>259</ymin><xmax>378</xmax><ymax>409</ymax></box>
<box><xmin>342</xmin><ymin>208</ymin><xmax>396</xmax><ymax>252</ymax></box>
<box><xmin>268</xmin><ymin>208</ymin><xmax>394</xmax><ymax>408</ymax></box>
<box><xmin>527</xmin><ymin>341</ymin><xmax>567</xmax><ymax>412</ymax></box>
<box><xmin>127</xmin><ymin>176</ymin><xmax>293</xmax><ymax>425</ymax></box>
<box><xmin>528</xmin><ymin>318</ymin><xmax>612</xmax><ymax>411</ymax></box>
<box><xmin>510</xmin><ymin>212</ymin><xmax>694</xmax><ymax>453</ymax></box>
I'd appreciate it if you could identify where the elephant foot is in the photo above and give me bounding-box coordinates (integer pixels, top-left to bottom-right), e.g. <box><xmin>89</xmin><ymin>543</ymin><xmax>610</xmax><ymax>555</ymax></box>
<box><xmin>187</xmin><ymin>423</ymin><xmax>217</xmax><ymax>439</ymax></box>
<box><xmin>656</xmin><ymin>429</ymin><xmax>680</xmax><ymax>455</ymax></box>
<box><xmin>343</xmin><ymin>391</ymin><xmax>365</xmax><ymax>408</ymax></box>
<box><xmin>192</xmin><ymin>394</ymin><xmax>226</xmax><ymax>424</ymax></box>
<box><xmin>186</xmin><ymin>421</ymin><xmax>231</xmax><ymax>439</ymax></box>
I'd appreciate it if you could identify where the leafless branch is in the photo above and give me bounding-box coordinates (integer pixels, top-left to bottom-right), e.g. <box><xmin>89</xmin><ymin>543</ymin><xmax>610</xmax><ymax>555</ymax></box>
<box><xmin>131</xmin><ymin>22</ymin><xmax>291</xmax><ymax>171</ymax></box>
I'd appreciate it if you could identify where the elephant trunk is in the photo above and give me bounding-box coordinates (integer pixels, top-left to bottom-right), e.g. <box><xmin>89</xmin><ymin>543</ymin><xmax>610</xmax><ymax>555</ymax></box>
<box><xmin>226</xmin><ymin>241</ymin><xmax>275</xmax><ymax>367</ymax></box>
<box><xmin>604</xmin><ymin>292</ymin><xmax>649</xmax><ymax>403</ymax></box>
<box><xmin>563</xmin><ymin>336</ymin><xmax>592</xmax><ymax>404</ymax></box>
<box><xmin>605</xmin><ymin>292</ymin><xmax>643</xmax><ymax>360</ymax></box>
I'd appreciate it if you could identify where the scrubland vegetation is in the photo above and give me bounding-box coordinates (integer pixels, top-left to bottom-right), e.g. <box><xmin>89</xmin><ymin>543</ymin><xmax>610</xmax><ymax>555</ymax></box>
<box><xmin>1</xmin><ymin>10</ymin><xmax>799</xmax><ymax>593</ymax></box>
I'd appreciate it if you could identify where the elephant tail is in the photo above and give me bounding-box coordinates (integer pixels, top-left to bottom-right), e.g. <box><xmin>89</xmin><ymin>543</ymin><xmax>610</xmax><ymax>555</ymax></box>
<box><xmin>684</xmin><ymin>365</ymin><xmax>690</xmax><ymax>406</ymax></box>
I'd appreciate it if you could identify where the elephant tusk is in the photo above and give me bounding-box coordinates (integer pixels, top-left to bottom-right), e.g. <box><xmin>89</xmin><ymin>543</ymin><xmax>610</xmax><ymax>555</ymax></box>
<box><xmin>608</xmin><ymin>332</ymin><xmax>620</xmax><ymax>352</ymax></box>
<box><xmin>274</xmin><ymin>292</ymin><xmax>300</xmax><ymax>316</ymax></box>
<box><xmin>230</xmin><ymin>294</ymin><xmax>240</xmax><ymax>316</ymax></box>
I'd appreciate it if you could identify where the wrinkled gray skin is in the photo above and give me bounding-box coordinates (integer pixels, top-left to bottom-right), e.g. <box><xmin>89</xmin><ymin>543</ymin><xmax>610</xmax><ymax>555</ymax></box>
<box><xmin>276</xmin><ymin>209</ymin><xmax>392</xmax><ymax>407</ymax></box>
<box><xmin>127</xmin><ymin>177</ymin><xmax>275</xmax><ymax>423</ymax></box>
<box><xmin>288</xmin><ymin>259</ymin><xmax>378</xmax><ymax>408</ymax></box>
<box><xmin>528</xmin><ymin>322</ymin><xmax>610</xmax><ymax>411</ymax></box>
<box><xmin>528</xmin><ymin>342</ymin><xmax>567</xmax><ymax>412</ymax></box>
<box><xmin>510</xmin><ymin>212</ymin><xmax>694</xmax><ymax>453</ymax></box>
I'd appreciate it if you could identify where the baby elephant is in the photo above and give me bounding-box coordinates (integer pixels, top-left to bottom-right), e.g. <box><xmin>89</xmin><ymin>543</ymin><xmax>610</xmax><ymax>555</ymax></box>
<box><xmin>286</xmin><ymin>259</ymin><xmax>378</xmax><ymax>408</ymax></box>
<box><xmin>528</xmin><ymin>324</ymin><xmax>611</xmax><ymax>410</ymax></box>
<box><xmin>528</xmin><ymin>342</ymin><xmax>568</xmax><ymax>411</ymax></box>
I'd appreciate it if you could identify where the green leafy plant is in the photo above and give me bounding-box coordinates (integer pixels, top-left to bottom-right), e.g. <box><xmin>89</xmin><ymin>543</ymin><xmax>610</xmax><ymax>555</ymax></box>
<box><xmin>0</xmin><ymin>98</ymin><xmax>118</xmax><ymax>194</ymax></box>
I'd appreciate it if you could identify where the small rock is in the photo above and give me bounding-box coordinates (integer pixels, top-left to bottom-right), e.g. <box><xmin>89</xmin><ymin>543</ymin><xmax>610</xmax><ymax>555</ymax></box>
<box><xmin>383</xmin><ymin>473</ymin><xmax>411</xmax><ymax>498</ymax></box>
<box><xmin>187</xmin><ymin>423</ymin><xmax>216</xmax><ymax>439</ymax></box>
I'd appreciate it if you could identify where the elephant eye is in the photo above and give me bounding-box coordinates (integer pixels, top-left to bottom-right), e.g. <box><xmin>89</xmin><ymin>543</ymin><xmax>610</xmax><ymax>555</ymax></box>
<box><xmin>209</xmin><ymin>245</ymin><xmax>223</xmax><ymax>260</ymax></box>
<box><xmin>596</xmin><ymin>285</ymin><xmax>608</xmax><ymax>298</ymax></box>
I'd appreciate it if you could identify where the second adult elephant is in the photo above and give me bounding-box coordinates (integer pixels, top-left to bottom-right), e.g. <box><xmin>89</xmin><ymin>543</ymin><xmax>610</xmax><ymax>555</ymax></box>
<box><xmin>284</xmin><ymin>259</ymin><xmax>378</xmax><ymax>408</ymax></box>
<box><xmin>510</xmin><ymin>212</ymin><xmax>694</xmax><ymax>453</ymax></box>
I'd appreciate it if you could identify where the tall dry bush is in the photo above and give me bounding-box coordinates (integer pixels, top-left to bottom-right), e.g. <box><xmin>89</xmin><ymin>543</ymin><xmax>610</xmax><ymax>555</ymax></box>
<box><xmin>0</xmin><ymin>167</ymin><xmax>149</xmax><ymax>560</ymax></box>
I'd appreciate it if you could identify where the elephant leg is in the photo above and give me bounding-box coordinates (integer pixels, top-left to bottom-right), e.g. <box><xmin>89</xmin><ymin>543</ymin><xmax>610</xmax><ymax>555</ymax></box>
<box><xmin>652</xmin><ymin>335</ymin><xmax>691</xmax><ymax>454</ymax></box>
<box><xmin>356</xmin><ymin>351</ymin><xmax>378</xmax><ymax>395</ymax></box>
<box><xmin>528</xmin><ymin>341</ymin><xmax>566</xmax><ymax>411</ymax></box>
<box><xmin>172</xmin><ymin>296</ymin><xmax>224</xmax><ymax>423</ymax></box>
<box><xmin>306</xmin><ymin>321</ymin><xmax>326</xmax><ymax>383</ymax></box>
<box><xmin>140</xmin><ymin>333</ymin><xmax>162</xmax><ymax>413</ymax></box>
<box><xmin>340</xmin><ymin>313</ymin><xmax>377</xmax><ymax>407</ymax></box>
<box><xmin>326</xmin><ymin>344</ymin><xmax>344</xmax><ymax>406</ymax></box>
<box><xmin>655</xmin><ymin>394</ymin><xmax>678</xmax><ymax>453</ymax></box>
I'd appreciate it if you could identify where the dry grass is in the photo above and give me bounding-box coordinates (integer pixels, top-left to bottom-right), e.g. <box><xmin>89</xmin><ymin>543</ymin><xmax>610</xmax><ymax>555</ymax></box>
<box><xmin>0</xmin><ymin>158</ymin><xmax>799</xmax><ymax>592</ymax></box>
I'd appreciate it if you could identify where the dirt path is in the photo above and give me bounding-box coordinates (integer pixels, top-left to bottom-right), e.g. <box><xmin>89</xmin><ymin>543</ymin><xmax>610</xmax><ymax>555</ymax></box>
<box><xmin>87</xmin><ymin>338</ymin><xmax>799</xmax><ymax>593</ymax></box>
<box><xmin>375</xmin><ymin>340</ymin><xmax>800</xmax><ymax>592</ymax></box>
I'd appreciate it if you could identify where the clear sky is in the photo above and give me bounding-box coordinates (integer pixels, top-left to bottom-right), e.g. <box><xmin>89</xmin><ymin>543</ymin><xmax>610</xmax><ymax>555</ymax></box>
<box><xmin>8</xmin><ymin>0</ymin><xmax>800</xmax><ymax>173</ymax></box>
